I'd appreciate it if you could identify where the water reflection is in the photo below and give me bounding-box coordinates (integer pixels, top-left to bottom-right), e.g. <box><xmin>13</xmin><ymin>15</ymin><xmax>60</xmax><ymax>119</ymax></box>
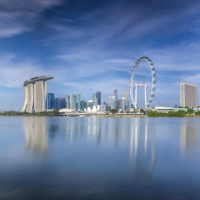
<box><xmin>10</xmin><ymin>117</ymin><xmax>200</xmax><ymax>199</ymax></box>
<box><xmin>24</xmin><ymin>117</ymin><xmax>48</xmax><ymax>155</ymax></box>
<box><xmin>23</xmin><ymin>117</ymin><xmax>156</xmax><ymax>169</ymax></box>
<box><xmin>128</xmin><ymin>119</ymin><xmax>156</xmax><ymax>183</ymax></box>
<box><xmin>181</xmin><ymin>121</ymin><xmax>199</xmax><ymax>156</ymax></box>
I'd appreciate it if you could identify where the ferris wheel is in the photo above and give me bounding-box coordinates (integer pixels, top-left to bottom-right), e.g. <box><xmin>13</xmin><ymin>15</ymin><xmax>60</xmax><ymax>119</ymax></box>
<box><xmin>129</xmin><ymin>57</ymin><xmax>156</xmax><ymax>108</ymax></box>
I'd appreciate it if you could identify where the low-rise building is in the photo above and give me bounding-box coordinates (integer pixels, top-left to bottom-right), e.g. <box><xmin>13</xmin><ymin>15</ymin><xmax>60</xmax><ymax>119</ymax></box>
<box><xmin>155</xmin><ymin>106</ymin><xmax>173</xmax><ymax>113</ymax></box>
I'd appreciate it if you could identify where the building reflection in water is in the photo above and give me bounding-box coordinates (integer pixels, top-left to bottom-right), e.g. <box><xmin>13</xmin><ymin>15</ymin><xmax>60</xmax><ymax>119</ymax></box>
<box><xmin>129</xmin><ymin>118</ymin><xmax>156</xmax><ymax>182</ymax></box>
<box><xmin>23</xmin><ymin>116</ymin><xmax>156</xmax><ymax>178</ymax></box>
<box><xmin>181</xmin><ymin>122</ymin><xmax>199</xmax><ymax>156</ymax></box>
<box><xmin>24</xmin><ymin>117</ymin><xmax>48</xmax><ymax>155</ymax></box>
<box><xmin>64</xmin><ymin>118</ymin><xmax>156</xmax><ymax>167</ymax></box>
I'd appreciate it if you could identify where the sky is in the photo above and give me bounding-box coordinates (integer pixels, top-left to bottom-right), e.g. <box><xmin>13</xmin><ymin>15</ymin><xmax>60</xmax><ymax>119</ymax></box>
<box><xmin>1</xmin><ymin>0</ymin><xmax>200</xmax><ymax>110</ymax></box>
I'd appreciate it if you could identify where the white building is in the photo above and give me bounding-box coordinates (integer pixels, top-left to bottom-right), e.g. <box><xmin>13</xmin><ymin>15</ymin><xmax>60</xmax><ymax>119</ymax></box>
<box><xmin>180</xmin><ymin>82</ymin><xmax>198</xmax><ymax>108</ymax></box>
<box><xmin>59</xmin><ymin>108</ymin><xmax>75</xmax><ymax>114</ymax></box>
<box><xmin>21</xmin><ymin>76</ymin><xmax>53</xmax><ymax>113</ymax></box>
<box><xmin>109</xmin><ymin>96</ymin><xmax>115</xmax><ymax>107</ymax></box>
<box><xmin>84</xmin><ymin>105</ymin><xmax>101</xmax><ymax>113</ymax></box>
<box><xmin>155</xmin><ymin>106</ymin><xmax>173</xmax><ymax>113</ymax></box>
<box><xmin>121</xmin><ymin>97</ymin><xmax>126</xmax><ymax>111</ymax></box>
<box><xmin>123</xmin><ymin>90</ymin><xmax>128</xmax><ymax>109</ymax></box>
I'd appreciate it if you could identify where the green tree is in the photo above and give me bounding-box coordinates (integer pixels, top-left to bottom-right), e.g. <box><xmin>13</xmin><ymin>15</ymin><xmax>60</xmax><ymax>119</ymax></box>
<box><xmin>187</xmin><ymin>108</ymin><xmax>194</xmax><ymax>115</ymax></box>
<box><xmin>140</xmin><ymin>109</ymin><xmax>145</xmax><ymax>114</ymax></box>
<box><xmin>109</xmin><ymin>109</ymin><xmax>118</xmax><ymax>114</ymax></box>
<box><xmin>53</xmin><ymin>108</ymin><xmax>59</xmax><ymax>116</ymax></box>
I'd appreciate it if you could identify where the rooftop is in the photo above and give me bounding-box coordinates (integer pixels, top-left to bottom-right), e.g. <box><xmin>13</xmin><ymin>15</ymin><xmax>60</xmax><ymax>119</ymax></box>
<box><xmin>24</xmin><ymin>76</ymin><xmax>53</xmax><ymax>86</ymax></box>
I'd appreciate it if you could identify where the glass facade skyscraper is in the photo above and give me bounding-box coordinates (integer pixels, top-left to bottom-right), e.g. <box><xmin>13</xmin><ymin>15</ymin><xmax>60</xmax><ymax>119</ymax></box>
<box><xmin>52</xmin><ymin>98</ymin><xmax>59</xmax><ymax>109</ymax></box>
<box><xmin>93</xmin><ymin>93</ymin><xmax>97</xmax><ymax>107</ymax></box>
<box><xmin>48</xmin><ymin>93</ymin><xmax>54</xmax><ymax>109</ymax></box>
<box><xmin>114</xmin><ymin>89</ymin><xmax>118</xmax><ymax>101</ymax></box>
<box><xmin>93</xmin><ymin>91</ymin><xmax>101</xmax><ymax>107</ymax></box>
<box><xmin>123</xmin><ymin>90</ymin><xmax>128</xmax><ymax>110</ymax></box>
<box><xmin>121</xmin><ymin>97</ymin><xmax>126</xmax><ymax>111</ymax></box>
<box><xmin>77</xmin><ymin>94</ymin><xmax>81</xmax><ymax>111</ymax></box>
<box><xmin>65</xmin><ymin>95</ymin><xmax>70</xmax><ymax>108</ymax></box>
<box><xmin>80</xmin><ymin>101</ymin><xmax>87</xmax><ymax>110</ymax></box>
<box><xmin>113</xmin><ymin>89</ymin><xmax>118</xmax><ymax>109</ymax></box>
<box><xmin>58</xmin><ymin>97</ymin><xmax>66</xmax><ymax>109</ymax></box>
<box><xmin>97</xmin><ymin>91</ymin><xmax>101</xmax><ymax>105</ymax></box>
<box><xmin>70</xmin><ymin>94</ymin><xmax>77</xmax><ymax>110</ymax></box>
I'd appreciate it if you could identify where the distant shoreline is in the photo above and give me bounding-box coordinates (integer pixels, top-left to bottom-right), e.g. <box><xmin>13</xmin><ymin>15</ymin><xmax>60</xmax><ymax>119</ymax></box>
<box><xmin>1</xmin><ymin>114</ymin><xmax>200</xmax><ymax>118</ymax></box>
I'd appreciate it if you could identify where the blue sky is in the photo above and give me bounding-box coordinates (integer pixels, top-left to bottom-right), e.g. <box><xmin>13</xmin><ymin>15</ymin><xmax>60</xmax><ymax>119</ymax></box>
<box><xmin>1</xmin><ymin>0</ymin><xmax>200</xmax><ymax>110</ymax></box>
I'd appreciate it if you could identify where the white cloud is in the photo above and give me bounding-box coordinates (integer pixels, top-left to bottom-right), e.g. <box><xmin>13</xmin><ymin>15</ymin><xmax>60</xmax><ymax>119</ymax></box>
<box><xmin>0</xmin><ymin>54</ymin><xmax>46</xmax><ymax>87</ymax></box>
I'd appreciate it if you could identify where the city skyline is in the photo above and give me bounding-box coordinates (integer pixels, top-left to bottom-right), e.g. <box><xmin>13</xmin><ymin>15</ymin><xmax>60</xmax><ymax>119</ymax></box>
<box><xmin>1</xmin><ymin>0</ymin><xmax>200</xmax><ymax>111</ymax></box>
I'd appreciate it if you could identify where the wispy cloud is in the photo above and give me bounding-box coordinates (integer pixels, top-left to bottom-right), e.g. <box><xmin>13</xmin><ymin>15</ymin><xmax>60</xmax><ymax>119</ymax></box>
<box><xmin>0</xmin><ymin>0</ymin><xmax>65</xmax><ymax>38</ymax></box>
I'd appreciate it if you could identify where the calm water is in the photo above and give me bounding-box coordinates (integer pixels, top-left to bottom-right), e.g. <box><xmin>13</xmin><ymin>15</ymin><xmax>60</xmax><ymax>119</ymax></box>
<box><xmin>0</xmin><ymin>117</ymin><xmax>200</xmax><ymax>200</ymax></box>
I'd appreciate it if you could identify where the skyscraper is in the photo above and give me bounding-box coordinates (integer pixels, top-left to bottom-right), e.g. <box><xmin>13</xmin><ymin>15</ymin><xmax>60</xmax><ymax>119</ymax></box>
<box><xmin>101</xmin><ymin>99</ymin><xmax>107</xmax><ymax>105</ymax></box>
<box><xmin>47</xmin><ymin>93</ymin><xmax>54</xmax><ymax>109</ymax></box>
<box><xmin>114</xmin><ymin>89</ymin><xmax>118</xmax><ymax>101</ymax></box>
<box><xmin>52</xmin><ymin>98</ymin><xmax>59</xmax><ymax>109</ymax></box>
<box><xmin>77</xmin><ymin>94</ymin><xmax>81</xmax><ymax>111</ymax></box>
<box><xmin>21</xmin><ymin>76</ymin><xmax>53</xmax><ymax>113</ymax></box>
<box><xmin>70</xmin><ymin>94</ymin><xmax>77</xmax><ymax>110</ymax></box>
<box><xmin>121</xmin><ymin>97</ymin><xmax>126</xmax><ymax>111</ymax></box>
<box><xmin>65</xmin><ymin>95</ymin><xmax>70</xmax><ymax>108</ymax></box>
<box><xmin>113</xmin><ymin>89</ymin><xmax>118</xmax><ymax>109</ymax></box>
<box><xmin>118</xmin><ymin>99</ymin><xmax>122</xmax><ymax>110</ymax></box>
<box><xmin>109</xmin><ymin>96</ymin><xmax>115</xmax><ymax>107</ymax></box>
<box><xmin>123</xmin><ymin>90</ymin><xmax>128</xmax><ymax>110</ymax></box>
<box><xmin>93</xmin><ymin>91</ymin><xmax>101</xmax><ymax>107</ymax></box>
<box><xmin>97</xmin><ymin>91</ymin><xmax>101</xmax><ymax>105</ymax></box>
<box><xmin>58</xmin><ymin>97</ymin><xmax>66</xmax><ymax>109</ymax></box>
<box><xmin>180</xmin><ymin>82</ymin><xmax>198</xmax><ymax>108</ymax></box>
<box><xmin>88</xmin><ymin>99</ymin><xmax>93</xmax><ymax>108</ymax></box>
<box><xmin>80</xmin><ymin>100</ymin><xmax>87</xmax><ymax>110</ymax></box>
<box><xmin>93</xmin><ymin>93</ymin><xmax>97</xmax><ymax>107</ymax></box>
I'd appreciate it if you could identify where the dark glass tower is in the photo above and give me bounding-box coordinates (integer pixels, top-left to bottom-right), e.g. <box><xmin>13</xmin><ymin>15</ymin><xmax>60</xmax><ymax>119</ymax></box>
<box><xmin>96</xmin><ymin>91</ymin><xmax>101</xmax><ymax>105</ymax></box>
<box><xmin>48</xmin><ymin>93</ymin><xmax>54</xmax><ymax>109</ymax></box>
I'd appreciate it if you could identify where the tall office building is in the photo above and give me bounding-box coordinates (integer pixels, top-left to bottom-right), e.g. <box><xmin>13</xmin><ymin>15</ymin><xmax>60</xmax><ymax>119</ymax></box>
<box><xmin>77</xmin><ymin>94</ymin><xmax>81</xmax><ymax>111</ymax></box>
<box><xmin>123</xmin><ymin>90</ymin><xmax>128</xmax><ymax>109</ymax></box>
<box><xmin>118</xmin><ymin>99</ymin><xmax>122</xmax><ymax>110</ymax></box>
<box><xmin>109</xmin><ymin>96</ymin><xmax>115</xmax><ymax>107</ymax></box>
<box><xmin>70</xmin><ymin>94</ymin><xmax>77</xmax><ymax>110</ymax></box>
<box><xmin>180</xmin><ymin>82</ymin><xmax>198</xmax><ymax>108</ymax></box>
<box><xmin>21</xmin><ymin>76</ymin><xmax>53</xmax><ymax>113</ymax></box>
<box><xmin>114</xmin><ymin>89</ymin><xmax>118</xmax><ymax>101</ymax></box>
<box><xmin>65</xmin><ymin>95</ymin><xmax>70</xmax><ymax>108</ymax></box>
<box><xmin>93</xmin><ymin>92</ymin><xmax>101</xmax><ymax>107</ymax></box>
<box><xmin>80</xmin><ymin>100</ymin><xmax>87</xmax><ymax>111</ymax></box>
<box><xmin>52</xmin><ymin>98</ymin><xmax>59</xmax><ymax>109</ymax></box>
<box><xmin>113</xmin><ymin>89</ymin><xmax>118</xmax><ymax>109</ymax></box>
<box><xmin>97</xmin><ymin>91</ymin><xmax>101</xmax><ymax>105</ymax></box>
<box><xmin>58</xmin><ymin>97</ymin><xmax>66</xmax><ymax>109</ymax></box>
<box><xmin>93</xmin><ymin>93</ymin><xmax>97</xmax><ymax>107</ymax></box>
<box><xmin>101</xmin><ymin>99</ymin><xmax>107</xmax><ymax>105</ymax></box>
<box><xmin>121</xmin><ymin>97</ymin><xmax>126</xmax><ymax>111</ymax></box>
<box><xmin>88</xmin><ymin>99</ymin><xmax>93</xmax><ymax>108</ymax></box>
<box><xmin>47</xmin><ymin>93</ymin><xmax>54</xmax><ymax>109</ymax></box>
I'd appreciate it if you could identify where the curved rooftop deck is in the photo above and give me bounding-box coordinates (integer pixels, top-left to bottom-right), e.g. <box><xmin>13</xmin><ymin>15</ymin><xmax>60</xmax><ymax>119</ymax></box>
<box><xmin>24</xmin><ymin>76</ymin><xmax>53</xmax><ymax>86</ymax></box>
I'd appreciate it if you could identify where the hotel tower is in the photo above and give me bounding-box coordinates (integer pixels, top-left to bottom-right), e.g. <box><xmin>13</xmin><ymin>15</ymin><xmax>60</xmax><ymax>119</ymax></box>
<box><xmin>180</xmin><ymin>82</ymin><xmax>198</xmax><ymax>108</ymax></box>
<box><xmin>21</xmin><ymin>76</ymin><xmax>53</xmax><ymax>113</ymax></box>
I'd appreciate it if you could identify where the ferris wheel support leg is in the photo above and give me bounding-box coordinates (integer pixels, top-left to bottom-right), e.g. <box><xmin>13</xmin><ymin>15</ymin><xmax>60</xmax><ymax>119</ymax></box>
<box><xmin>145</xmin><ymin>85</ymin><xmax>147</xmax><ymax>108</ymax></box>
<box><xmin>135</xmin><ymin>85</ymin><xmax>137</xmax><ymax>108</ymax></box>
